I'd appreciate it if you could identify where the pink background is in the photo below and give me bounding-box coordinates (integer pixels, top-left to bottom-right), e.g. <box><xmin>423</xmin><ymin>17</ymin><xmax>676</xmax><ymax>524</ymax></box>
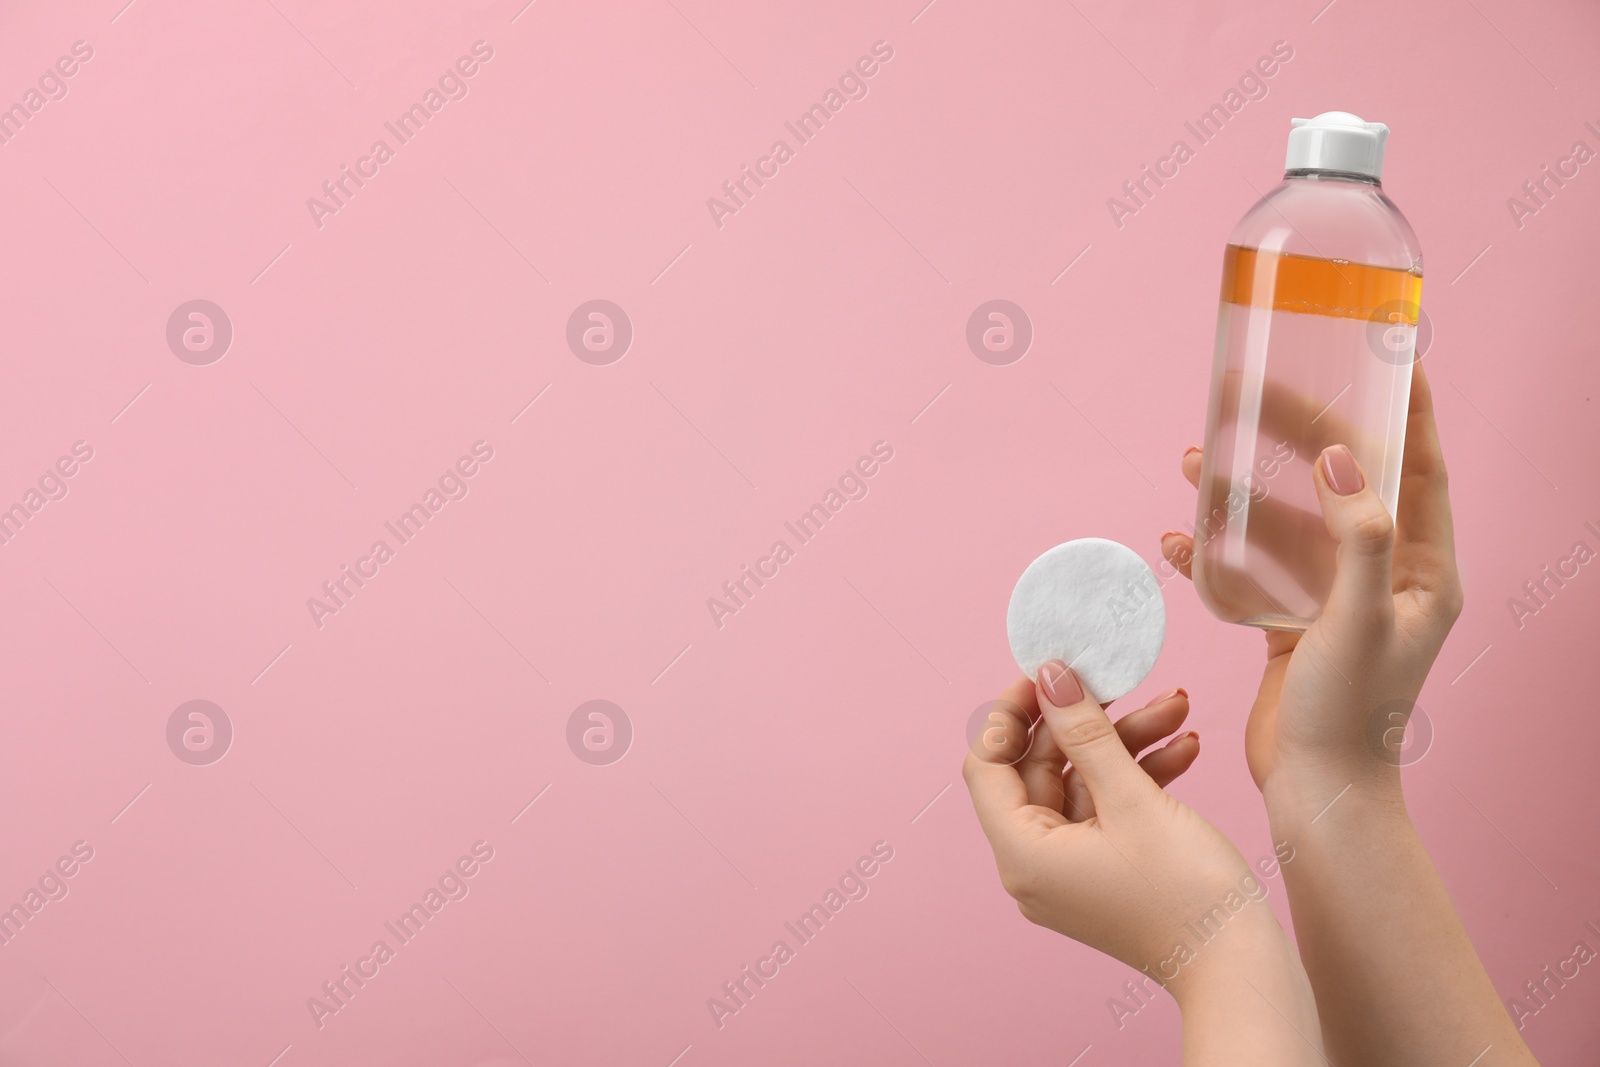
<box><xmin>2</xmin><ymin>0</ymin><xmax>1598</xmax><ymax>1063</ymax></box>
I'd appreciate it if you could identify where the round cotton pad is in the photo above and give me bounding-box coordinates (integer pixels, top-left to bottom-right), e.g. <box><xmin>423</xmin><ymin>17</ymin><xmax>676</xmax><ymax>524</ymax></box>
<box><xmin>1007</xmin><ymin>538</ymin><xmax>1166</xmax><ymax>702</ymax></box>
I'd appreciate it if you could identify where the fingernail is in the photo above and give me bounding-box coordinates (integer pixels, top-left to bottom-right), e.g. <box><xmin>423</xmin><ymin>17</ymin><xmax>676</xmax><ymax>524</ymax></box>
<box><xmin>1321</xmin><ymin>445</ymin><xmax>1365</xmax><ymax>496</ymax></box>
<box><xmin>1166</xmin><ymin>730</ymin><xmax>1199</xmax><ymax>748</ymax></box>
<box><xmin>1038</xmin><ymin>659</ymin><xmax>1084</xmax><ymax>708</ymax></box>
<box><xmin>1160</xmin><ymin>530</ymin><xmax>1186</xmax><ymax>544</ymax></box>
<box><xmin>1160</xmin><ymin>687</ymin><xmax>1188</xmax><ymax>702</ymax></box>
<box><xmin>1183</xmin><ymin>446</ymin><xmax>1201</xmax><ymax>458</ymax></box>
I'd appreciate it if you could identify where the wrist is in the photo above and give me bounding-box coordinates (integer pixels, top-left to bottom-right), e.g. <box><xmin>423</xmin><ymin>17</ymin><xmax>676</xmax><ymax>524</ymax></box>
<box><xmin>1140</xmin><ymin>900</ymin><xmax>1294</xmax><ymax>1008</ymax></box>
<box><xmin>1166</xmin><ymin>914</ymin><xmax>1325</xmax><ymax>1064</ymax></box>
<box><xmin>1262</xmin><ymin>763</ymin><xmax>1408</xmax><ymax>837</ymax></box>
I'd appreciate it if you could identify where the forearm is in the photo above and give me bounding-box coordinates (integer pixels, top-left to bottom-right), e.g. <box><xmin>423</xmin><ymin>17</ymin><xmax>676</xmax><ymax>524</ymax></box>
<box><xmin>1265</xmin><ymin>766</ymin><xmax>1538</xmax><ymax>1066</ymax></box>
<box><xmin>1168</xmin><ymin>914</ymin><xmax>1325</xmax><ymax>1066</ymax></box>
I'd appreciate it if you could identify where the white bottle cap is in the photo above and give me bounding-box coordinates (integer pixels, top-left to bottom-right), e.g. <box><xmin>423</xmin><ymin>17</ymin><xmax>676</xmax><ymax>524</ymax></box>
<box><xmin>1285</xmin><ymin>111</ymin><xmax>1389</xmax><ymax>179</ymax></box>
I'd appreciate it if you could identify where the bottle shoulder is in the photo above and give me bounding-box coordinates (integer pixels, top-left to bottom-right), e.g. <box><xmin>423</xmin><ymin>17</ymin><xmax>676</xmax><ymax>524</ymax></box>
<box><xmin>1228</xmin><ymin>177</ymin><xmax>1424</xmax><ymax>276</ymax></box>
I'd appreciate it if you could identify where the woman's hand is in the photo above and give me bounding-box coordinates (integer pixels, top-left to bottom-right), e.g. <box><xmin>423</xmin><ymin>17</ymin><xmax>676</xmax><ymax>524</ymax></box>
<box><xmin>965</xmin><ymin>663</ymin><xmax>1270</xmax><ymax>997</ymax></box>
<box><xmin>1160</xmin><ymin>364</ymin><xmax>1463</xmax><ymax>792</ymax></box>
<box><xmin>965</xmin><ymin>662</ymin><xmax>1325</xmax><ymax>1064</ymax></box>
<box><xmin>1158</xmin><ymin>364</ymin><xmax>1537</xmax><ymax>1066</ymax></box>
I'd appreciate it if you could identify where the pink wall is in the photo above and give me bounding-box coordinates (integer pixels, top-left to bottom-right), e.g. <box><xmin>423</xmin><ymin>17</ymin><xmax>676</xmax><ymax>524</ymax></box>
<box><xmin>1</xmin><ymin>0</ymin><xmax>1597</xmax><ymax>1063</ymax></box>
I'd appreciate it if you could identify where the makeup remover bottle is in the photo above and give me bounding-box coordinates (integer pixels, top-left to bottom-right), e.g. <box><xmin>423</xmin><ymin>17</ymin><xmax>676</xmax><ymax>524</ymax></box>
<box><xmin>1193</xmin><ymin>111</ymin><xmax>1423</xmax><ymax>630</ymax></box>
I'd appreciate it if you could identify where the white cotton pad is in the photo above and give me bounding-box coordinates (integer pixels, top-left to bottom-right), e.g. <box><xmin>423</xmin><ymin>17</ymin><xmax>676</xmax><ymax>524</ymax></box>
<box><xmin>1006</xmin><ymin>538</ymin><xmax>1166</xmax><ymax>702</ymax></box>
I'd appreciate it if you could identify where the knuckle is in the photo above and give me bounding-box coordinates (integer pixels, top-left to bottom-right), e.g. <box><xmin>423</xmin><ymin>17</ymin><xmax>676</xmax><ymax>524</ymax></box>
<box><xmin>1056</xmin><ymin>714</ymin><xmax>1118</xmax><ymax>753</ymax></box>
<box><xmin>1348</xmin><ymin>509</ymin><xmax>1395</xmax><ymax>552</ymax></box>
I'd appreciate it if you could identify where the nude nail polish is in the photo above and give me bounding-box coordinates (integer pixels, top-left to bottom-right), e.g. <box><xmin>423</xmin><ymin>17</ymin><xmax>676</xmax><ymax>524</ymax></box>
<box><xmin>1321</xmin><ymin>445</ymin><xmax>1365</xmax><ymax>496</ymax></box>
<box><xmin>1038</xmin><ymin>660</ymin><xmax>1084</xmax><ymax>708</ymax></box>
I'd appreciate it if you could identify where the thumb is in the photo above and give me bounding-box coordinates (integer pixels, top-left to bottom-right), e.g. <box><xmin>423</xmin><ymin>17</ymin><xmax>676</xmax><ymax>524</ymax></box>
<box><xmin>1036</xmin><ymin>661</ymin><xmax>1148</xmax><ymax>813</ymax></box>
<box><xmin>1314</xmin><ymin>444</ymin><xmax>1396</xmax><ymax>629</ymax></box>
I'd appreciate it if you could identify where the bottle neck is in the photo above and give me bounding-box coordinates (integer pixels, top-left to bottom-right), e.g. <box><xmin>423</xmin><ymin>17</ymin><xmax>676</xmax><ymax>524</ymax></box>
<box><xmin>1285</xmin><ymin>168</ymin><xmax>1381</xmax><ymax>187</ymax></box>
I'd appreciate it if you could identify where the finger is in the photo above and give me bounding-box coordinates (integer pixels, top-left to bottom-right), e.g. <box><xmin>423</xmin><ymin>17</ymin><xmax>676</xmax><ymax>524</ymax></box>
<box><xmin>1036</xmin><ymin>661</ymin><xmax>1151</xmax><ymax>813</ymax></box>
<box><xmin>1396</xmin><ymin>364</ymin><xmax>1459</xmax><ymax>562</ymax></box>
<box><xmin>1160</xmin><ymin>531</ymin><xmax>1194</xmax><ymax>580</ymax></box>
<box><xmin>1062</xmin><ymin>690</ymin><xmax>1192</xmax><ymax>821</ymax></box>
<box><xmin>963</xmin><ymin>748</ymin><xmax>1030</xmax><ymax>847</ymax></box>
<box><xmin>1061</xmin><ymin>766</ymin><xmax>1094</xmax><ymax>823</ymax></box>
<box><xmin>1179</xmin><ymin>530</ymin><xmax>1309</xmax><ymax>621</ymax></box>
<box><xmin>1211</xmin><ymin>371</ymin><xmax>1359</xmax><ymax>459</ymax></box>
<box><xmin>1257</xmin><ymin>377</ymin><xmax>1359</xmax><ymax>456</ymax></box>
<box><xmin>1178</xmin><ymin>444</ymin><xmax>1338</xmax><ymax>603</ymax></box>
<box><xmin>1193</xmin><ymin>470</ymin><xmax>1330</xmax><ymax>563</ymax></box>
<box><xmin>1015</xmin><ymin>686</ymin><xmax>1074</xmax><ymax>812</ymax></box>
<box><xmin>1138</xmin><ymin>731</ymin><xmax>1200</xmax><ymax>789</ymax></box>
<box><xmin>1112</xmin><ymin>689</ymin><xmax>1191</xmax><ymax>756</ymax></box>
<box><xmin>1313</xmin><ymin>444</ymin><xmax>1397</xmax><ymax>630</ymax></box>
<box><xmin>1182</xmin><ymin>445</ymin><xmax>1203</xmax><ymax>489</ymax></box>
<box><xmin>964</xmin><ymin>677</ymin><xmax>1045</xmax><ymax>841</ymax></box>
<box><xmin>969</xmin><ymin>675</ymin><xmax>1038</xmax><ymax>767</ymax></box>
<box><xmin>1266</xmin><ymin>629</ymin><xmax>1301</xmax><ymax>658</ymax></box>
<box><xmin>1191</xmin><ymin>463</ymin><xmax>1337</xmax><ymax>602</ymax></box>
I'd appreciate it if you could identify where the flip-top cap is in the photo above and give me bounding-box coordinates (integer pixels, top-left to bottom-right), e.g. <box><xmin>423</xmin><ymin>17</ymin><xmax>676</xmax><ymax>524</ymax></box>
<box><xmin>1286</xmin><ymin>110</ymin><xmax>1389</xmax><ymax>179</ymax></box>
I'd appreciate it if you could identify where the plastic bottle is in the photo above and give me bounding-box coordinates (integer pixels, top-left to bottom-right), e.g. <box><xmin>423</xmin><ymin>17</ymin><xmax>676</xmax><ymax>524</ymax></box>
<box><xmin>1192</xmin><ymin>111</ymin><xmax>1423</xmax><ymax>631</ymax></box>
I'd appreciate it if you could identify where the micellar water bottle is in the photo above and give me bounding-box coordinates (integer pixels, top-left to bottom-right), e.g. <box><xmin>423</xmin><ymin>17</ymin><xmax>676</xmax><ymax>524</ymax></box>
<box><xmin>1193</xmin><ymin>111</ymin><xmax>1424</xmax><ymax>630</ymax></box>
